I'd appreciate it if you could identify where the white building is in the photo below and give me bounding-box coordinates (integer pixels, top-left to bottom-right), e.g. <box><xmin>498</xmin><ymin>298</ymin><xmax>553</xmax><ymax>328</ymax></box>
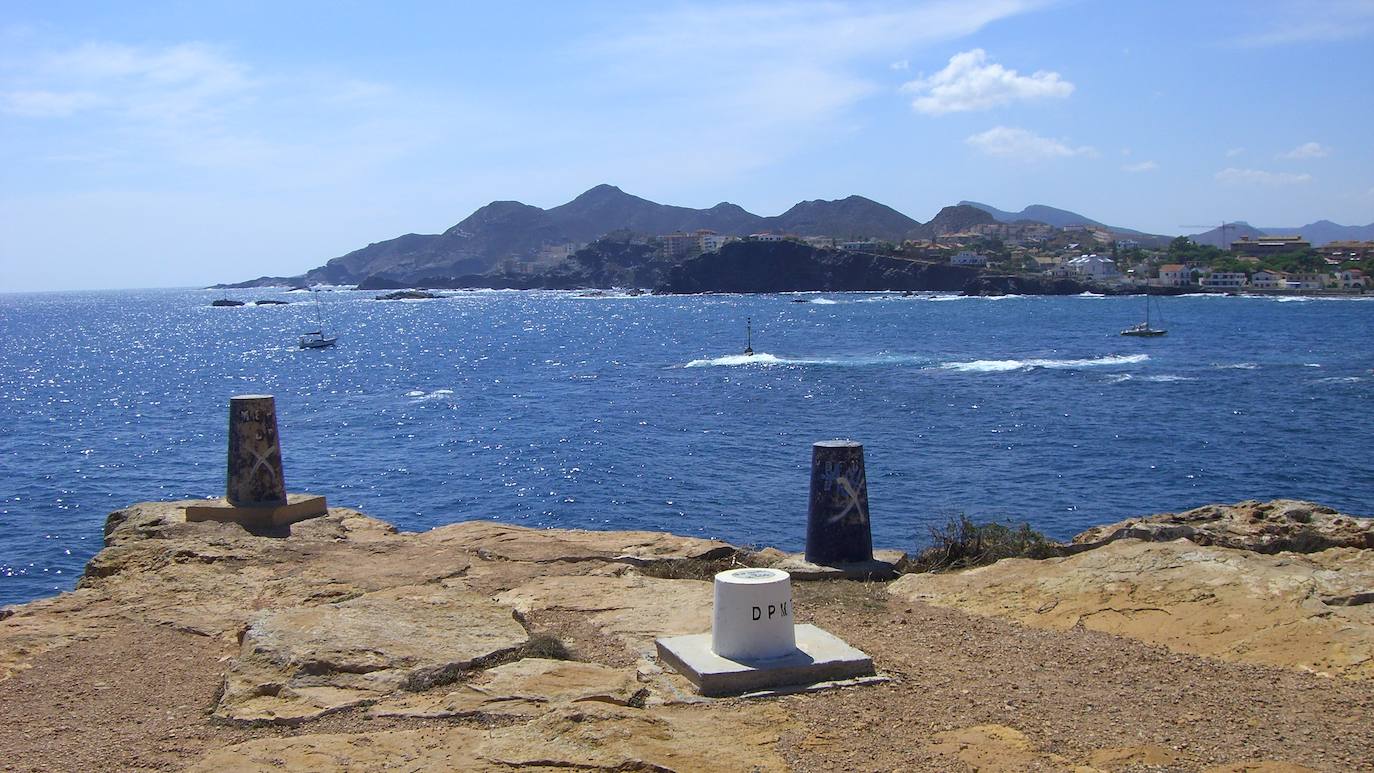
<box><xmin>1200</xmin><ymin>271</ymin><xmax>1248</xmax><ymax>289</ymax></box>
<box><xmin>699</xmin><ymin>233</ymin><xmax>735</xmax><ymax>253</ymax></box>
<box><xmin>749</xmin><ymin>233</ymin><xmax>784</xmax><ymax>242</ymax></box>
<box><xmin>1288</xmin><ymin>273</ymin><xmax>1328</xmax><ymax>290</ymax></box>
<box><xmin>1157</xmin><ymin>264</ymin><xmax>1190</xmax><ymax>287</ymax></box>
<box><xmin>1250</xmin><ymin>270</ymin><xmax>1288</xmax><ymax>289</ymax></box>
<box><xmin>1059</xmin><ymin>254</ymin><xmax>1120</xmax><ymax>280</ymax></box>
<box><xmin>950</xmin><ymin>250</ymin><xmax>988</xmax><ymax>267</ymax></box>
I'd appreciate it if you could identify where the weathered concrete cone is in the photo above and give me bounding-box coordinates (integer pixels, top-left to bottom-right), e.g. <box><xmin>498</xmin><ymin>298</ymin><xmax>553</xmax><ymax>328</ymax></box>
<box><xmin>226</xmin><ymin>394</ymin><xmax>288</xmax><ymax>505</ymax></box>
<box><xmin>804</xmin><ymin>440</ymin><xmax>873</xmax><ymax>565</ymax></box>
<box><xmin>185</xmin><ymin>394</ymin><xmax>327</xmax><ymax>528</ymax></box>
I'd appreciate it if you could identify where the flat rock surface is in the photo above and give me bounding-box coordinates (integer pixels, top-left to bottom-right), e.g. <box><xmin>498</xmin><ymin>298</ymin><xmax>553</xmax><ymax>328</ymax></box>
<box><xmin>1072</xmin><ymin>499</ymin><xmax>1373</xmax><ymax>554</ymax></box>
<box><xmin>216</xmin><ymin>584</ymin><xmax>529</xmax><ymax>723</ymax></box>
<box><xmin>889</xmin><ymin>538</ymin><xmax>1374</xmax><ymax>679</ymax></box>
<box><xmin>369</xmin><ymin>657</ymin><xmax>644</xmax><ymax>719</ymax></box>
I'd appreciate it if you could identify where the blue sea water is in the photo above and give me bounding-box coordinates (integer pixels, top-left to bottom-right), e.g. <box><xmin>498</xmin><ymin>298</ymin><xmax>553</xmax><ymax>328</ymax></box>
<box><xmin>1</xmin><ymin>288</ymin><xmax>1371</xmax><ymax>606</ymax></box>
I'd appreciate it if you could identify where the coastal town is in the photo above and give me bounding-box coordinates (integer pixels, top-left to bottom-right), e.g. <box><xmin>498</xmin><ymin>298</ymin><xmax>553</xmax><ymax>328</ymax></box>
<box><xmin>627</xmin><ymin>225</ymin><xmax>1373</xmax><ymax>293</ymax></box>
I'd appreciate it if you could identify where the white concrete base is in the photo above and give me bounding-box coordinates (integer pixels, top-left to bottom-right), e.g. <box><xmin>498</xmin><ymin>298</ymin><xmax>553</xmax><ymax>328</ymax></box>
<box><xmin>655</xmin><ymin>624</ymin><xmax>874</xmax><ymax>697</ymax></box>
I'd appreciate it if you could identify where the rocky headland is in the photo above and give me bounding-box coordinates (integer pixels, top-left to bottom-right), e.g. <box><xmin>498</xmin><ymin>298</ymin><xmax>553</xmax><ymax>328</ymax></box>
<box><xmin>1</xmin><ymin>499</ymin><xmax>1371</xmax><ymax>771</ymax></box>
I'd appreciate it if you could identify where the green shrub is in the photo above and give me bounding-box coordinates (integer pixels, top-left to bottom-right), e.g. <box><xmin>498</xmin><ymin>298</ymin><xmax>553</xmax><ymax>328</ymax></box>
<box><xmin>911</xmin><ymin>515</ymin><xmax>1055</xmax><ymax>572</ymax></box>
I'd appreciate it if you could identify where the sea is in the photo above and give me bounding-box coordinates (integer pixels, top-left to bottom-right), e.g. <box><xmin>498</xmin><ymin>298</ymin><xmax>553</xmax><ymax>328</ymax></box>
<box><xmin>1</xmin><ymin>288</ymin><xmax>1371</xmax><ymax>606</ymax></box>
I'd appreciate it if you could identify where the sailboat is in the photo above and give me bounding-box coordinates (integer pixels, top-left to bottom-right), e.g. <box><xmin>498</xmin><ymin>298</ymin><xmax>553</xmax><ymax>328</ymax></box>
<box><xmin>1120</xmin><ymin>294</ymin><xmax>1166</xmax><ymax>337</ymax></box>
<box><xmin>743</xmin><ymin>317</ymin><xmax>754</xmax><ymax>356</ymax></box>
<box><xmin>299</xmin><ymin>291</ymin><xmax>338</xmax><ymax>349</ymax></box>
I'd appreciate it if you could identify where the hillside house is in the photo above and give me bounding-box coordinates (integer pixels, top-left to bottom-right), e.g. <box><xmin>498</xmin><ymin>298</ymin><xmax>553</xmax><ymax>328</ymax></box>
<box><xmin>950</xmin><ymin>250</ymin><xmax>988</xmax><ymax>267</ymax></box>
<box><xmin>1250</xmin><ymin>270</ymin><xmax>1288</xmax><ymax>289</ymax></box>
<box><xmin>1335</xmin><ymin>268</ymin><xmax>1367</xmax><ymax>289</ymax></box>
<box><xmin>1157</xmin><ymin>263</ymin><xmax>1190</xmax><ymax>287</ymax></box>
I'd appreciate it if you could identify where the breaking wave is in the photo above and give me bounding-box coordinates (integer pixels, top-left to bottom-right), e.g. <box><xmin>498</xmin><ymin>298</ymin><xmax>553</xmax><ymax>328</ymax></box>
<box><xmin>939</xmin><ymin>354</ymin><xmax>1149</xmax><ymax>374</ymax></box>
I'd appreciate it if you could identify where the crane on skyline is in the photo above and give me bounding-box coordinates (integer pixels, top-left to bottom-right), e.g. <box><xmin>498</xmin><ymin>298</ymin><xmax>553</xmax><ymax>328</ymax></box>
<box><xmin>1180</xmin><ymin>222</ymin><xmax>1239</xmax><ymax>250</ymax></box>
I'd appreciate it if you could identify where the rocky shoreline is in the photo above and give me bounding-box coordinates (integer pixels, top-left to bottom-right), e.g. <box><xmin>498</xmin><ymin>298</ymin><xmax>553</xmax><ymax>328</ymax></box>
<box><xmin>2</xmin><ymin>499</ymin><xmax>1371</xmax><ymax>771</ymax></box>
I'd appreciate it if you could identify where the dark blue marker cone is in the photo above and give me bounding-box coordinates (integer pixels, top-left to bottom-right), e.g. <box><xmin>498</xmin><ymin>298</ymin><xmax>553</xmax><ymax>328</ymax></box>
<box><xmin>805</xmin><ymin>440</ymin><xmax>873</xmax><ymax>565</ymax></box>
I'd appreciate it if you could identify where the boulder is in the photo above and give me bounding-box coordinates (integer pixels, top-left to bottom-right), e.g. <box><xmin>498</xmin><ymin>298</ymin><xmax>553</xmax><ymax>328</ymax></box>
<box><xmin>890</xmin><ymin>539</ymin><xmax>1374</xmax><ymax>679</ymax></box>
<box><xmin>1072</xmin><ymin>499</ymin><xmax>1373</xmax><ymax>554</ymax></box>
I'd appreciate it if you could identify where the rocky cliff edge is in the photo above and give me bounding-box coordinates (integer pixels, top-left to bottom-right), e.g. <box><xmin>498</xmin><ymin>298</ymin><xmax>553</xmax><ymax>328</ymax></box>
<box><xmin>1</xmin><ymin>499</ymin><xmax>1371</xmax><ymax>771</ymax></box>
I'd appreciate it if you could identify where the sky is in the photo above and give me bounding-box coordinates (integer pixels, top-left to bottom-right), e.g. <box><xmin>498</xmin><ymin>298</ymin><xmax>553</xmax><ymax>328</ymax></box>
<box><xmin>2</xmin><ymin>0</ymin><xmax>1372</xmax><ymax>291</ymax></box>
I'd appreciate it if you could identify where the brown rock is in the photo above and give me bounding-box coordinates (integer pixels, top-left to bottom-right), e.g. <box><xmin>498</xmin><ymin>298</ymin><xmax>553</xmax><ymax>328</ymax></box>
<box><xmin>368</xmin><ymin>657</ymin><xmax>644</xmax><ymax>719</ymax></box>
<box><xmin>420</xmin><ymin>519</ymin><xmax>740</xmax><ymax>564</ymax></box>
<box><xmin>1072</xmin><ymin>499</ymin><xmax>1373</xmax><ymax>554</ymax></box>
<box><xmin>890</xmin><ymin>539</ymin><xmax>1374</xmax><ymax>679</ymax></box>
<box><xmin>214</xmin><ymin>584</ymin><xmax>528</xmax><ymax>723</ymax></box>
<box><xmin>190</xmin><ymin>703</ymin><xmax>792</xmax><ymax>771</ymax></box>
<box><xmin>495</xmin><ymin>573</ymin><xmax>713</xmax><ymax>654</ymax></box>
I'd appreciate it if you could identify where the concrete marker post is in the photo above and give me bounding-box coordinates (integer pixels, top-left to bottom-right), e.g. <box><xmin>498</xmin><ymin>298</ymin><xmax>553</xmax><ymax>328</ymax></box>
<box><xmin>805</xmin><ymin>440</ymin><xmax>873</xmax><ymax>565</ymax></box>
<box><xmin>185</xmin><ymin>394</ymin><xmax>327</xmax><ymax>528</ymax></box>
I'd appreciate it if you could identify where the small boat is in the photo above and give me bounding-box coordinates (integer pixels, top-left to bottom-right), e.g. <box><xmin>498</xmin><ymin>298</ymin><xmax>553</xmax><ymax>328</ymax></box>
<box><xmin>743</xmin><ymin>317</ymin><xmax>754</xmax><ymax>356</ymax></box>
<box><xmin>1121</xmin><ymin>295</ymin><xmax>1166</xmax><ymax>337</ymax></box>
<box><xmin>300</xmin><ymin>291</ymin><xmax>338</xmax><ymax>349</ymax></box>
<box><xmin>299</xmin><ymin>330</ymin><xmax>337</xmax><ymax>349</ymax></box>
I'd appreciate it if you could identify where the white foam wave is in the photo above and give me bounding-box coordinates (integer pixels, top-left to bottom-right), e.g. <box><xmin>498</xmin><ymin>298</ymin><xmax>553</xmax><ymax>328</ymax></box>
<box><xmin>686</xmin><ymin>353</ymin><xmax>785</xmax><ymax>367</ymax></box>
<box><xmin>408</xmin><ymin>388</ymin><xmax>456</xmax><ymax>401</ymax></box>
<box><xmin>1216</xmin><ymin>363</ymin><xmax>1259</xmax><ymax>370</ymax></box>
<box><xmin>1077</xmin><ymin>292</ymin><xmax>1105</xmax><ymax>298</ymax></box>
<box><xmin>1317</xmin><ymin>376</ymin><xmax>1364</xmax><ymax>383</ymax></box>
<box><xmin>809</xmin><ymin>298</ymin><xmax>838</xmax><ymax>305</ymax></box>
<box><xmin>940</xmin><ymin>354</ymin><xmax>1148</xmax><ymax>373</ymax></box>
<box><xmin>1139</xmin><ymin>374</ymin><xmax>1198</xmax><ymax>382</ymax></box>
<box><xmin>684</xmin><ymin>352</ymin><xmax>931</xmax><ymax>368</ymax></box>
<box><xmin>924</xmin><ymin>294</ymin><xmax>1026</xmax><ymax>302</ymax></box>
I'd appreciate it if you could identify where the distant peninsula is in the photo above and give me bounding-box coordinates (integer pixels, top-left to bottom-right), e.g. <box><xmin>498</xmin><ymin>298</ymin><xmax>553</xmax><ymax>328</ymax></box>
<box><xmin>217</xmin><ymin>184</ymin><xmax>1372</xmax><ymax>296</ymax></box>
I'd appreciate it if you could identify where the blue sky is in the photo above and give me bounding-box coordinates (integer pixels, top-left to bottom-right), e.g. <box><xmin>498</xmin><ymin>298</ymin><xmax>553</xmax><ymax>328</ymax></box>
<box><xmin>2</xmin><ymin>0</ymin><xmax>1372</xmax><ymax>290</ymax></box>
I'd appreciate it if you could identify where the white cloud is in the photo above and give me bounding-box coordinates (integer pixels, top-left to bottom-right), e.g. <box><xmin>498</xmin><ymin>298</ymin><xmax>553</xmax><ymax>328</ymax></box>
<box><xmin>582</xmin><ymin>2</ymin><xmax>1055</xmax><ymax>171</ymax></box>
<box><xmin>965</xmin><ymin>126</ymin><xmax>1096</xmax><ymax>160</ymax></box>
<box><xmin>901</xmin><ymin>48</ymin><xmax>1073</xmax><ymax>114</ymax></box>
<box><xmin>890</xmin><ymin>59</ymin><xmax>910</xmax><ymax>71</ymax></box>
<box><xmin>1226</xmin><ymin>147</ymin><xmax>1245</xmax><ymax>158</ymax></box>
<box><xmin>1215</xmin><ymin>167</ymin><xmax>1313</xmax><ymax>185</ymax></box>
<box><xmin>1122</xmin><ymin>160</ymin><xmax>1159</xmax><ymax>173</ymax></box>
<box><xmin>1</xmin><ymin>42</ymin><xmax>253</xmax><ymax>124</ymax></box>
<box><xmin>1235</xmin><ymin>0</ymin><xmax>1374</xmax><ymax>45</ymax></box>
<box><xmin>1279</xmin><ymin>141</ymin><xmax>1329</xmax><ymax>159</ymax></box>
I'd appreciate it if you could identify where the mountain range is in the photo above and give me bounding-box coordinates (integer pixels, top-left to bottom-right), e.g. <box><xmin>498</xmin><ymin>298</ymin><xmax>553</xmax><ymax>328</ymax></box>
<box><xmin>281</xmin><ymin>185</ymin><xmax>1003</xmax><ymax>286</ymax></box>
<box><xmin>224</xmin><ymin>185</ymin><xmax>1369</xmax><ymax>287</ymax></box>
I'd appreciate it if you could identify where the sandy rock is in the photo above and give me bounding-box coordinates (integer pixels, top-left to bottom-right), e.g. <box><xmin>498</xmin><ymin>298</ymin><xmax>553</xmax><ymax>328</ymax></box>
<box><xmin>215</xmin><ymin>584</ymin><xmax>528</xmax><ymax>723</ymax></box>
<box><xmin>890</xmin><ymin>539</ymin><xmax>1374</xmax><ymax>679</ymax></box>
<box><xmin>421</xmin><ymin>519</ymin><xmax>739</xmax><ymax>564</ymax></box>
<box><xmin>924</xmin><ymin>724</ymin><xmax>1077</xmax><ymax>772</ymax></box>
<box><xmin>1073</xmin><ymin>499</ymin><xmax>1373</xmax><ymax>554</ymax></box>
<box><xmin>495</xmin><ymin>572</ymin><xmax>713</xmax><ymax>655</ymax></box>
<box><xmin>369</xmin><ymin>658</ymin><xmax>644</xmax><ymax>718</ymax></box>
<box><xmin>190</xmin><ymin>703</ymin><xmax>792</xmax><ymax>771</ymax></box>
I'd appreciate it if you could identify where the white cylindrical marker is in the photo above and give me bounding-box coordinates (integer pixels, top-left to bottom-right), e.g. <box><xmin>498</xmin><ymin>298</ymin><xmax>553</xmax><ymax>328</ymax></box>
<box><xmin>710</xmin><ymin>568</ymin><xmax>797</xmax><ymax>661</ymax></box>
